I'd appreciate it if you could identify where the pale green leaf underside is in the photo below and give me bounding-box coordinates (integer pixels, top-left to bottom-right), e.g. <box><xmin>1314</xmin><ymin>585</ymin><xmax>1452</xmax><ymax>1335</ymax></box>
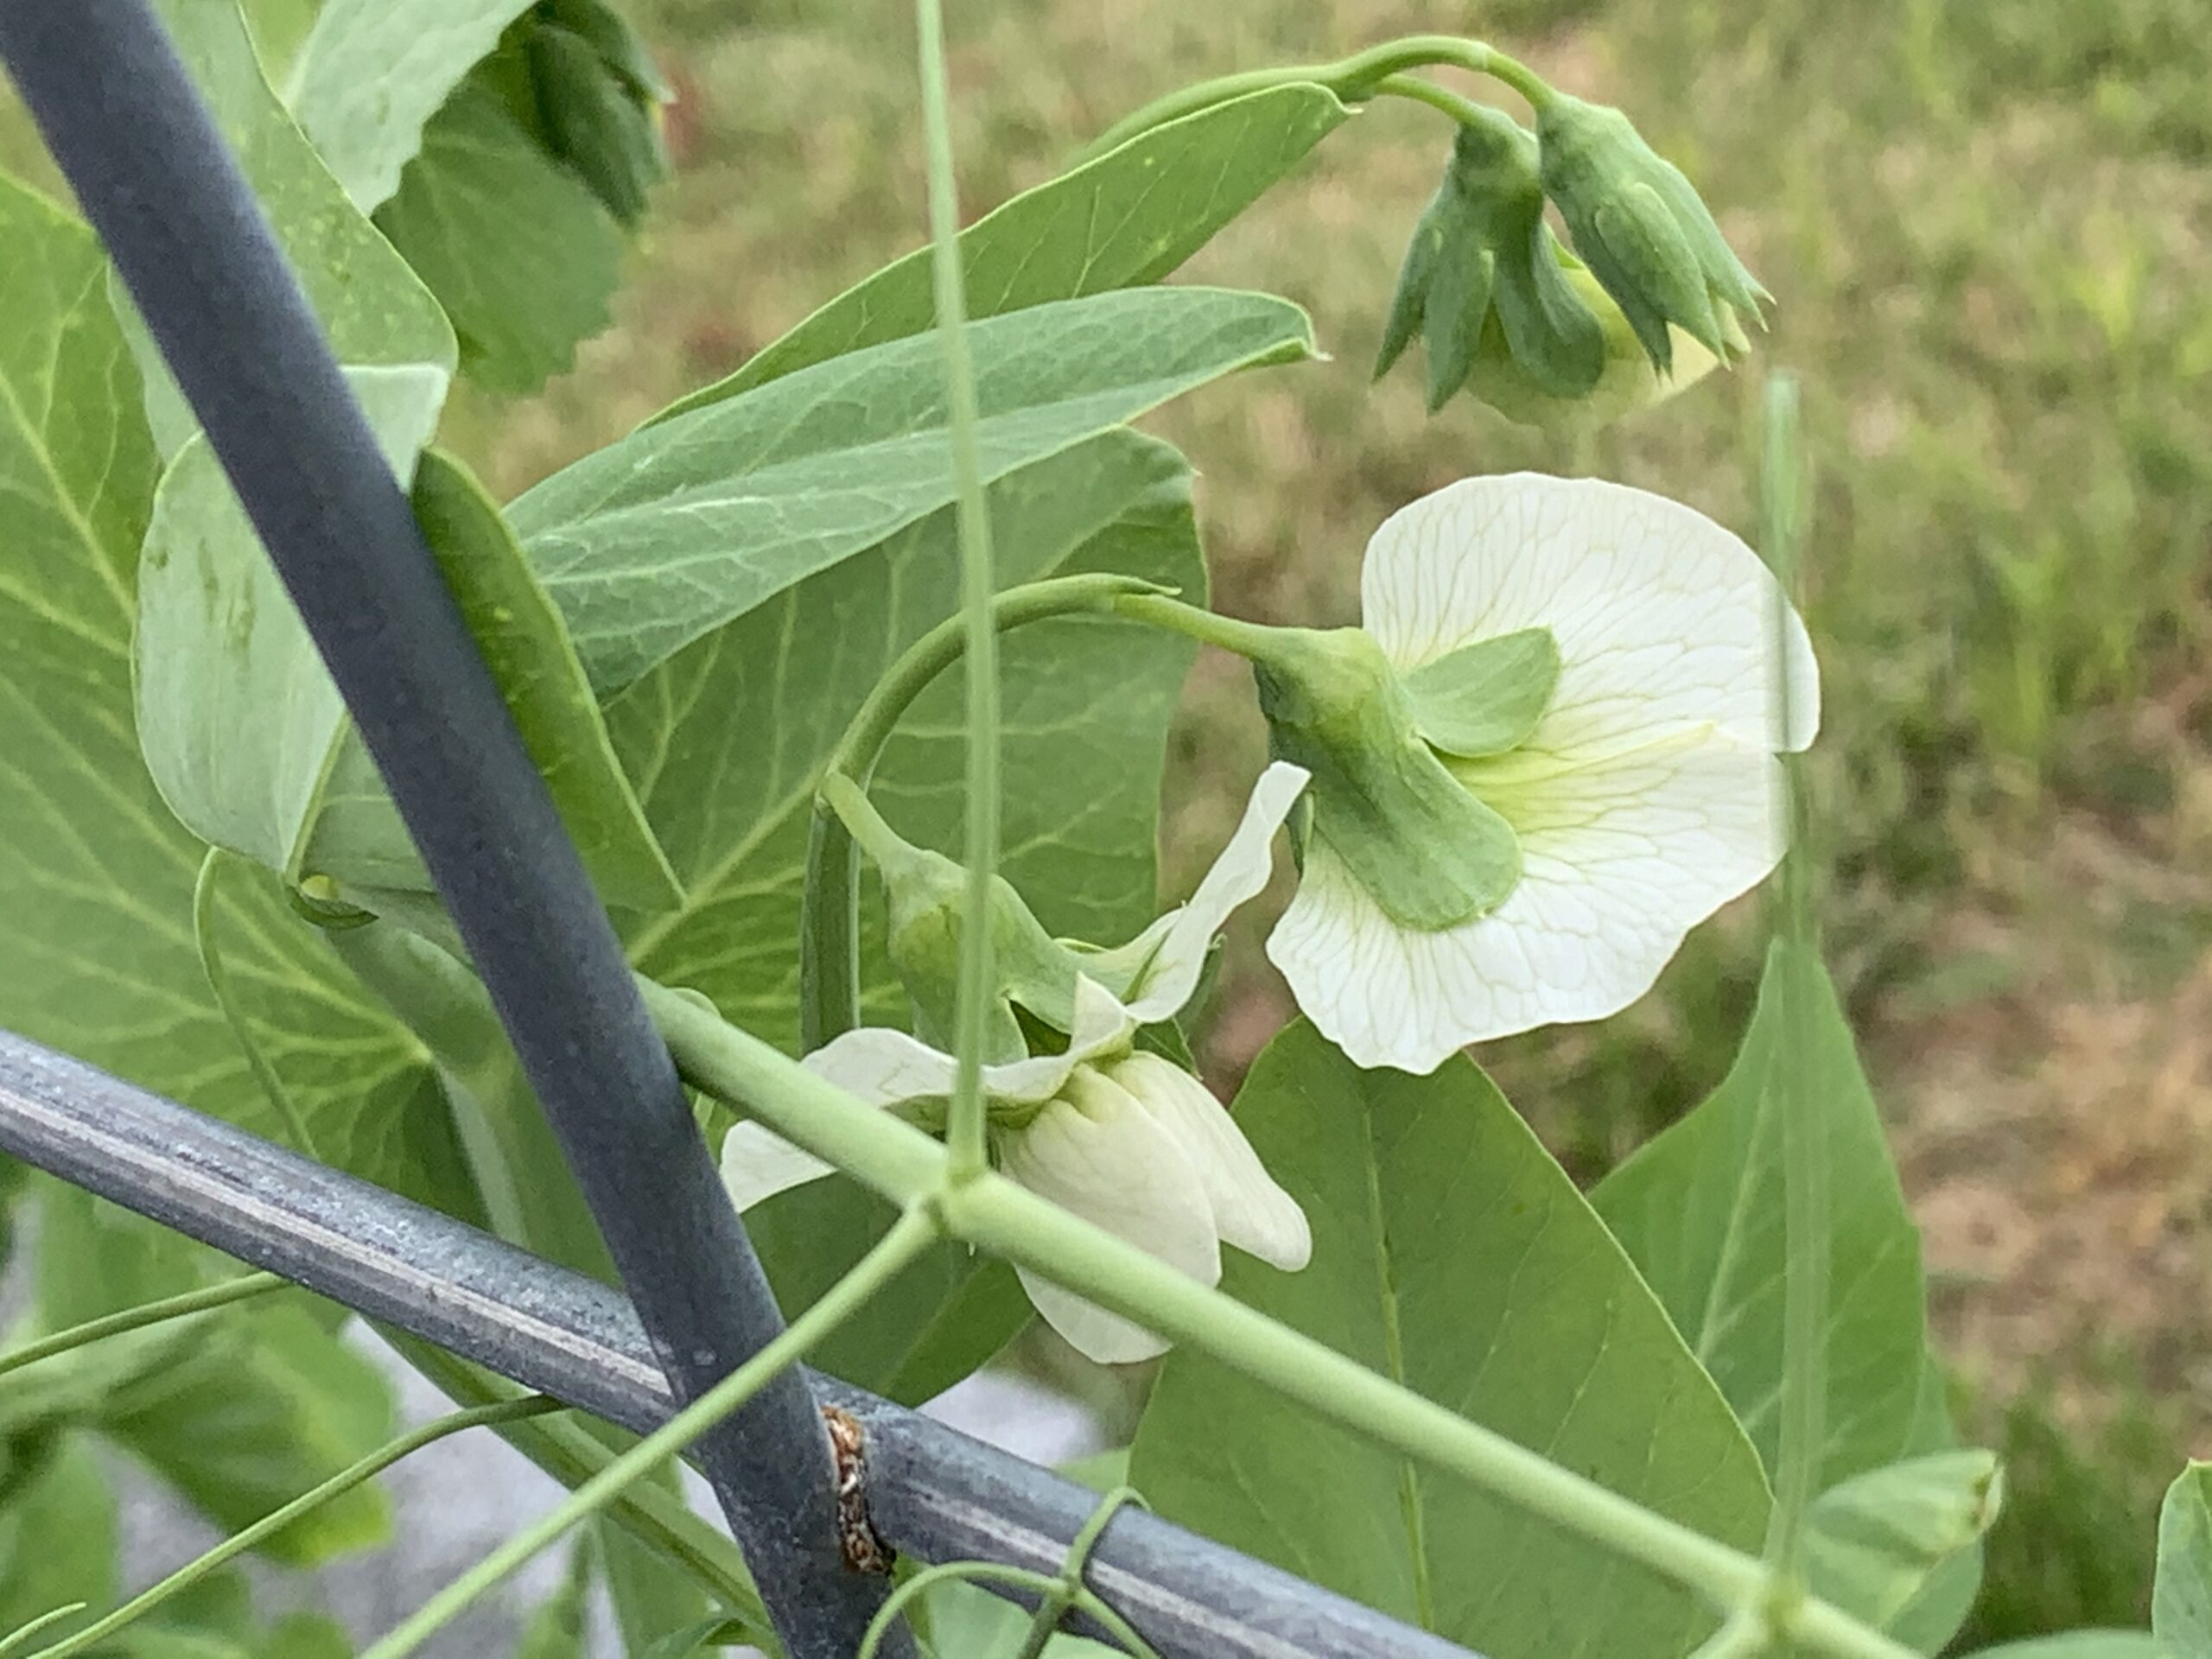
<box><xmin>656</xmin><ymin>82</ymin><xmax>1347</xmax><ymax>419</ymax></box>
<box><xmin>2156</xmin><ymin>1464</ymin><xmax>2212</xmax><ymax>1658</ymax></box>
<box><xmin>301</xmin><ymin>450</ymin><xmax>681</xmax><ymax>909</ymax></box>
<box><xmin>0</xmin><ymin>175</ymin><xmax>466</xmax><ymax>1203</ymax></box>
<box><xmin>1593</xmin><ymin>938</ymin><xmax>1936</xmax><ymax>1491</ymax></box>
<box><xmin>286</xmin><ymin>0</ymin><xmax>535</xmax><ymax>211</ymax></box>
<box><xmin>1805</xmin><ymin>1450</ymin><xmax>2000</xmax><ymax>1642</ymax></box>
<box><xmin>123</xmin><ymin>0</ymin><xmax>458</xmax><ymax>457</ymax></box>
<box><xmin>1131</xmin><ymin>1020</ymin><xmax>1769</xmax><ymax>1659</ymax></box>
<box><xmin>511</xmin><ymin>285</ymin><xmax>1313</xmax><ymax>696</ymax></box>
<box><xmin>1962</xmin><ymin>1638</ymin><xmax>2168</xmax><ymax>1659</ymax></box>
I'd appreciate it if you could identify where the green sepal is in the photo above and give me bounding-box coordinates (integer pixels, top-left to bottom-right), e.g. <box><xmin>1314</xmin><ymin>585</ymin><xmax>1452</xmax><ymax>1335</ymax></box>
<box><xmin>1490</xmin><ymin>222</ymin><xmax>1608</xmax><ymax>399</ymax></box>
<box><xmin>1536</xmin><ymin>93</ymin><xmax>1767</xmax><ymax>373</ymax></box>
<box><xmin>527</xmin><ymin>18</ymin><xmax>667</xmax><ymax>226</ymax></box>
<box><xmin>1374</xmin><ymin>184</ymin><xmax>1447</xmax><ymax>379</ymax></box>
<box><xmin>1252</xmin><ymin>627</ymin><xmax>1521</xmax><ymax>931</ymax></box>
<box><xmin>821</xmin><ymin>775</ymin><xmax>1084</xmax><ymax>1056</ymax></box>
<box><xmin>1402</xmin><ymin>626</ymin><xmax>1560</xmax><ymax>758</ymax></box>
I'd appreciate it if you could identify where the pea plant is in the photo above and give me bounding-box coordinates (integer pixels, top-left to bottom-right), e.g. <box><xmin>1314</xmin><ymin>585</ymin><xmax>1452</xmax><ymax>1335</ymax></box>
<box><xmin>0</xmin><ymin>2</ymin><xmax>2205</xmax><ymax>1658</ymax></box>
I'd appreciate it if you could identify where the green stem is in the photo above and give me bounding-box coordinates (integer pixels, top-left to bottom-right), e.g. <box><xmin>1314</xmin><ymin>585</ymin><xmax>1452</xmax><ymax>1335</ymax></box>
<box><xmin>798</xmin><ymin>573</ymin><xmax>1166</xmax><ymax>1052</ymax></box>
<box><xmin>194</xmin><ymin>849</ymin><xmax>321</xmax><ymax>1157</ymax></box>
<box><xmin>1081</xmin><ymin>34</ymin><xmax>1555</xmax><ymax>158</ymax></box>
<box><xmin>915</xmin><ymin>0</ymin><xmax>998</xmax><ymax>1184</ymax></box>
<box><xmin>360</xmin><ymin>1207</ymin><xmax>943</xmax><ymax>1659</ymax></box>
<box><xmin>1760</xmin><ymin>371</ymin><xmax>1829</xmax><ymax>1580</ymax></box>
<box><xmin>641</xmin><ymin>981</ymin><xmax>1918</xmax><ymax>1659</ymax></box>
<box><xmin>29</xmin><ymin>1398</ymin><xmax>564</xmax><ymax>1659</ymax></box>
<box><xmin>0</xmin><ymin>1271</ymin><xmax>284</xmax><ymax>1382</ymax></box>
<box><xmin>0</xmin><ymin>1607</ymin><xmax>88</xmax><ymax>1656</ymax></box>
<box><xmin>1370</xmin><ymin>73</ymin><xmax>1499</xmax><ymax>131</ymax></box>
<box><xmin>384</xmin><ymin>1335</ymin><xmax>770</xmax><ymax>1638</ymax></box>
<box><xmin>1111</xmin><ymin>591</ymin><xmax>1304</xmax><ymax>664</ymax></box>
<box><xmin>858</xmin><ymin>1562</ymin><xmax>1065</xmax><ymax>1659</ymax></box>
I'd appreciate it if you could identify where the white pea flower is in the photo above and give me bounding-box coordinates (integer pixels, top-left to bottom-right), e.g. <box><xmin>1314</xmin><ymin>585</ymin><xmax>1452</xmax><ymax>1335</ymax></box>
<box><xmin>722</xmin><ymin>763</ymin><xmax>1313</xmax><ymax>1364</ymax></box>
<box><xmin>1266</xmin><ymin>473</ymin><xmax>1818</xmax><ymax>1074</ymax></box>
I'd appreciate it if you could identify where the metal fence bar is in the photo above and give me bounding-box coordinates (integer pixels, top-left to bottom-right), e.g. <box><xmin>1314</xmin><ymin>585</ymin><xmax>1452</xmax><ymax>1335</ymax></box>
<box><xmin>0</xmin><ymin>1028</ymin><xmax>1478</xmax><ymax>1659</ymax></box>
<box><xmin>0</xmin><ymin>3</ymin><xmax>887</xmax><ymax>1652</ymax></box>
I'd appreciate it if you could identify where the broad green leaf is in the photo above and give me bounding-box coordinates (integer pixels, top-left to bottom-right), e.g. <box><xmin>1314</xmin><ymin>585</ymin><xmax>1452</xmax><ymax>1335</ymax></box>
<box><xmin>124</xmin><ymin>0</ymin><xmax>458</xmax><ymax>457</ymax></box>
<box><xmin>1807</xmin><ymin>1451</ymin><xmax>2002</xmax><ymax>1642</ymax></box>
<box><xmin>658</xmin><ymin>84</ymin><xmax>1348</xmax><ymax>419</ymax></box>
<box><xmin>38</xmin><ymin>1185</ymin><xmax>396</xmax><ymax>1567</ymax></box>
<box><xmin>511</xmin><ymin>285</ymin><xmax>1312</xmax><ymax>696</ymax></box>
<box><xmin>302</xmin><ymin>451</ymin><xmax>680</xmax><ymax>909</ymax></box>
<box><xmin>1964</xmin><ymin>1639</ymin><xmax>2167</xmax><ymax>1659</ymax></box>
<box><xmin>286</xmin><ymin>0</ymin><xmax>536</xmax><ymax>211</ymax></box>
<box><xmin>639</xmin><ymin>1617</ymin><xmax>751</xmax><ymax>1658</ymax></box>
<box><xmin>0</xmin><ymin>1435</ymin><xmax>115</xmax><ymax>1646</ymax></box>
<box><xmin>1130</xmin><ymin>1020</ymin><xmax>1769</xmax><ymax>1659</ymax></box>
<box><xmin>1592</xmin><ymin>938</ymin><xmax>1935</xmax><ymax>1491</ymax></box>
<box><xmin>0</xmin><ymin>175</ymin><xmax>469</xmax><ymax>1201</ymax></box>
<box><xmin>2157</xmin><ymin>1465</ymin><xmax>2212</xmax><ymax>1657</ymax></box>
<box><xmin>374</xmin><ymin>76</ymin><xmax>626</xmax><ymax>396</ymax></box>
<box><xmin>619</xmin><ymin>430</ymin><xmax>1202</xmax><ymax>1395</ymax></box>
<box><xmin>527</xmin><ymin>1</ymin><xmax>669</xmax><ymax>226</ymax></box>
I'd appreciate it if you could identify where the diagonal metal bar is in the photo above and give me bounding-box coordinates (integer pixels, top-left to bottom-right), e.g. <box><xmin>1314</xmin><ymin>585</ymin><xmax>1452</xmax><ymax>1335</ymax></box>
<box><xmin>0</xmin><ymin>1028</ymin><xmax>1478</xmax><ymax>1659</ymax></box>
<box><xmin>0</xmin><ymin>3</ymin><xmax>888</xmax><ymax>1652</ymax></box>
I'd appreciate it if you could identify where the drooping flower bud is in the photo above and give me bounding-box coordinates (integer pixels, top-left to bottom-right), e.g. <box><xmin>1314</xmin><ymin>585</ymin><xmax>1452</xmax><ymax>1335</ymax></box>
<box><xmin>1535</xmin><ymin>94</ymin><xmax>1768</xmax><ymax>374</ymax></box>
<box><xmin>1375</xmin><ymin>106</ymin><xmax>1605</xmax><ymax>414</ymax></box>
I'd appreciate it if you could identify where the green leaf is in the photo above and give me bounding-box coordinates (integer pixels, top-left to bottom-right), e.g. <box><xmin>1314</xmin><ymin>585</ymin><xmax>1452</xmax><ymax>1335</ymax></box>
<box><xmin>657</xmin><ymin>84</ymin><xmax>1347</xmax><ymax>420</ymax></box>
<box><xmin>616</xmin><ymin>430</ymin><xmax>1200</xmax><ymax>1393</ymax></box>
<box><xmin>373</xmin><ymin>75</ymin><xmax>626</xmax><ymax>396</ymax></box>
<box><xmin>302</xmin><ymin>450</ymin><xmax>680</xmax><ymax>909</ymax></box>
<box><xmin>123</xmin><ymin>0</ymin><xmax>458</xmax><ymax>457</ymax></box>
<box><xmin>0</xmin><ymin>175</ymin><xmax>470</xmax><ymax>1202</ymax></box>
<box><xmin>1806</xmin><ymin>1451</ymin><xmax>2003</xmax><ymax>1642</ymax></box>
<box><xmin>512</xmin><ymin>285</ymin><xmax>1310</xmax><ymax>697</ymax></box>
<box><xmin>1592</xmin><ymin>938</ymin><xmax>1936</xmax><ymax>1491</ymax></box>
<box><xmin>1963</xmin><ymin>1638</ymin><xmax>2167</xmax><ymax>1659</ymax></box>
<box><xmin>2157</xmin><ymin>1464</ymin><xmax>2212</xmax><ymax>1657</ymax></box>
<box><xmin>639</xmin><ymin>1616</ymin><xmax>753</xmax><ymax>1659</ymax></box>
<box><xmin>921</xmin><ymin>1581</ymin><xmax>1119</xmax><ymax>1659</ymax></box>
<box><xmin>0</xmin><ymin>1435</ymin><xmax>115</xmax><ymax>1645</ymax></box>
<box><xmin>286</xmin><ymin>0</ymin><xmax>536</xmax><ymax>211</ymax></box>
<box><xmin>1130</xmin><ymin>1020</ymin><xmax>1769</xmax><ymax>1659</ymax></box>
<box><xmin>37</xmin><ymin>1185</ymin><xmax>396</xmax><ymax>1567</ymax></box>
<box><xmin>1402</xmin><ymin>627</ymin><xmax>1560</xmax><ymax>758</ymax></box>
<box><xmin>527</xmin><ymin>10</ymin><xmax>668</xmax><ymax>225</ymax></box>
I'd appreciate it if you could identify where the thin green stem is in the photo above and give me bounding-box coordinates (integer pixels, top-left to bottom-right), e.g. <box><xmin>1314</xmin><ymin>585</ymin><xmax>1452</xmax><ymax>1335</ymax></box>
<box><xmin>1760</xmin><ymin>371</ymin><xmax>1830</xmax><ymax>1581</ymax></box>
<box><xmin>913</xmin><ymin>0</ymin><xmax>998</xmax><ymax>1183</ymax></box>
<box><xmin>798</xmin><ymin>573</ymin><xmax>1164</xmax><ymax>1052</ymax></box>
<box><xmin>382</xmin><ymin>1336</ymin><xmax>769</xmax><ymax>1636</ymax></box>
<box><xmin>642</xmin><ymin>981</ymin><xmax>1919</xmax><ymax>1659</ymax></box>
<box><xmin>194</xmin><ymin>849</ymin><xmax>321</xmax><ymax>1157</ymax></box>
<box><xmin>1111</xmin><ymin>591</ymin><xmax>1301</xmax><ymax>664</ymax></box>
<box><xmin>1081</xmin><ymin>34</ymin><xmax>1556</xmax><ymax>158</ymax></box>
<box><xmin>1014</xmin><ymin>1488</ymin><xmax>1154</xmax><ymax>1659</ymax></box>
<box><xmin>0</xmin><ymin>1271</ymin><xmax>284</xmax><ymax>1382</ymax></box>
<box><xmin>361</xmin><ymin>1207</ymin><xmax>943</xmax><ymax>1659</ymax></box>
<box><xmin>858</xmin><ymin>1562</ymin><xmax>1063</xmax><ymax>1659</ymax></box>
<box><xmin>1371</xmin><ymin>73</ymin><xmax>1498</xmax><ymax>130</ymax></box>
<box><xmin>0</xmin><ymin>1607</ymin><xmax>87</xmax><ymax>1657</ymax></box>
<box><xmin>29</xmin><ymin>1398</ymin><xmax>564</xmax><ymax>1659</ymax></box>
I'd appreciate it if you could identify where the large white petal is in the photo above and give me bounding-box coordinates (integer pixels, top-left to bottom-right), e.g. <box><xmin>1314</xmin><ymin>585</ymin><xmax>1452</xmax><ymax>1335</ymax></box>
<box><xmin>800</xmin><ymin>976</ymin><xmax>1135</xmax><ymax>1110</ymax></box>
<box><xmin>999</xmin><ymin>1066</ymin><xmax>1222</xmax><ymax>1364</ymax></box>
<box><xmin>1103</xmin><ymin>1052</ymin><xmax>1311</xmax><ymax>1271</ymax></box>
<box><xmin>1095</xmin><ymin>761</ymin><xmax>1308</xmax><ymax>1024</ymax></box>
<box><xmin>720</xmin><ymin>1122</ymin><xmax>836</xmax><ymax>1212</ymax></box>
<box><xmin>1359</xmin><ymin>474</ymin><xmax>1819</xmax><ymax>756</ymax></box>
<box><xmin>1268</xmin><ymin>729</ymin><xmax>1785</xmax><ymax>1072</ymax></box>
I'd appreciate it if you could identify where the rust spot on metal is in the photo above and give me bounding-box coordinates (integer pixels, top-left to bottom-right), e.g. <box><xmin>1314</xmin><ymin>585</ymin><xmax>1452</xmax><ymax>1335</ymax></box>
<box><xmin>823</xmin><ymin>1405</ymin><xmax>894</xmax><ymax>1574</ymax></box>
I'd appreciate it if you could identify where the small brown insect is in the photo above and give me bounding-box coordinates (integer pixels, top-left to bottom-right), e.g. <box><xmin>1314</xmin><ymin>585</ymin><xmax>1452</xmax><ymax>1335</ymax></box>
<box><xmin>822</xmin><ymin>1405</ymin><xmax>895</xmax><ymax>1574</ymax></box>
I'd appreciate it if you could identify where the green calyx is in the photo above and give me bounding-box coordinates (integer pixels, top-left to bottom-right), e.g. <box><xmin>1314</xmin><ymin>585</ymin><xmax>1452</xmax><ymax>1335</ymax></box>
<box><xmin>1535</xmin><ymin>94</ymin><xmax>1768</xmax><ymax>374</ymax></box>
<box><xmin>1250</xmin><ymin>626</ymin><xmax>1529</xmax><ymax>931</ymax></box>
<box><xmin>1402</xmin><ymin>626</ymin><xmax>1561</xmax><ymax>757</ymax></box>
<box><xmin>1376</xmin><ymin>105</ymin><xmax>1606</xmax><ymax>412</ymax></box>
<box><xmin>818</xmin><ymin>773</ymin><xmax>1082</xmax><ymax>1058</ymax></box>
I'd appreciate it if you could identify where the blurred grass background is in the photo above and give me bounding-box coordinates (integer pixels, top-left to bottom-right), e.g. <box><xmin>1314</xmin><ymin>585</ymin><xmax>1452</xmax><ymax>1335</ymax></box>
<box><xmin>10</xmin><ymin>0</ymin><xmax>2211</xmax><ymax>1642</ymax></box>
<box><xmin>452</xmin><ymin>0</ymin><xmax>2212</xmax><ymax>1637</ymax></box>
